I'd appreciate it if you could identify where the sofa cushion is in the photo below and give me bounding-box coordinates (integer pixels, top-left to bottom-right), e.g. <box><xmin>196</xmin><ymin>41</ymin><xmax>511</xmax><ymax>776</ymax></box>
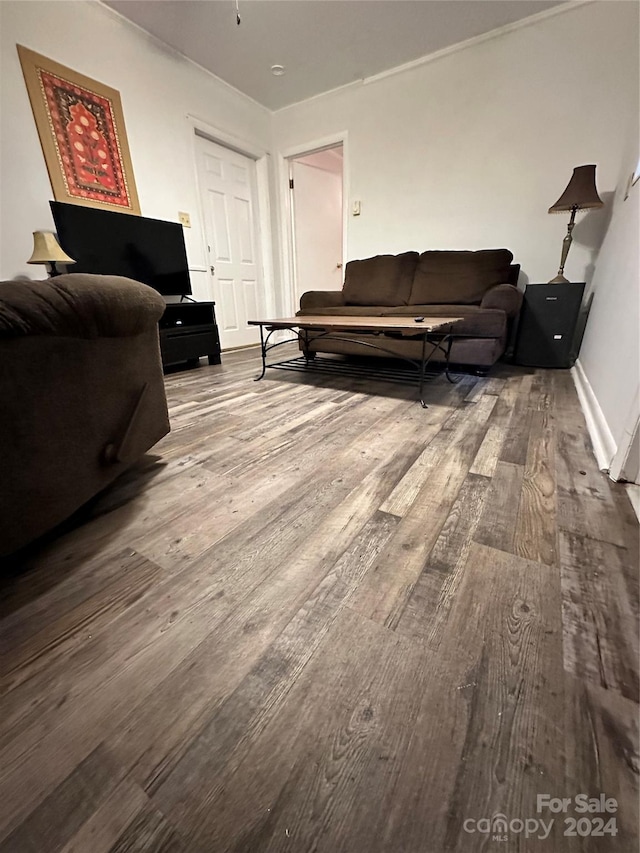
<box><xmin>0</xmin><ymin>274</ymin><xmax>166</xmax><ymax>339</ymax></box>
<box><xmin>382</xmin><ymin>304</ymin><xmax>507</xmax><ymax>338</ymax></box>
<box><xmin>342</xmin><ymin>252</ymin><xmax>418</xmax><ymax>307</ymax></box>
<box><xmin>409</xmin><ymin>249</ymin><xmax>514</xmax><ymax>305</ymax></box>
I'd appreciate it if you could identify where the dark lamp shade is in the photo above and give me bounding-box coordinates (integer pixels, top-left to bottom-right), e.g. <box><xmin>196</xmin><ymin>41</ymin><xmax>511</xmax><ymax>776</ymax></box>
<box><xmin>548</xmin><ymin>164</ymin><xmax>604</xmax><ymax>213</ymax></box>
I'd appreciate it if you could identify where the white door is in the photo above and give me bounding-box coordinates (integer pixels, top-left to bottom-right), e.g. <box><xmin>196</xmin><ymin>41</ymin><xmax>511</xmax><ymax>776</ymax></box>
<box><xmin>196</xmin><ymin>135</ymin><xmax>261</xmax><ymax>349</ymax></box>
<box><xmin>290</xmin><ymin>146</ymin><xmax>343</xmax><ymax>305</ymax></box>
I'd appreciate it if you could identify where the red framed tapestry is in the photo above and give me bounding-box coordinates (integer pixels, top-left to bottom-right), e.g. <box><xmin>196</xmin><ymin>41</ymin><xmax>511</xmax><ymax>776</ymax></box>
<box><xmin>18</xmin><ymin>45</ymin><xmax>140</xmax><ymax>214</ymax></box>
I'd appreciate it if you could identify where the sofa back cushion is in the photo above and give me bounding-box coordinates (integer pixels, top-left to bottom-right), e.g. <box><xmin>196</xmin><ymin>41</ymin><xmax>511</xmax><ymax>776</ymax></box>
<box><xmin>343</xmin><ymin>252</ymin><xmax>418</xmax><ymax>307</ymax></box>
<box><xmin>409</xmin><ymin>249</ymin><xmax>514</xmax><ymax>305</ymax></box>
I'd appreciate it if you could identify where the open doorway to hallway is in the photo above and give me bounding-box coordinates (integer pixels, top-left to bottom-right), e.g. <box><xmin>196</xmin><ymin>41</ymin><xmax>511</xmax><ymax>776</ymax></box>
<box><xmin>288</xmin><ymin>144</ymin><xmax>344</xmax><ymax>308</ymax></box>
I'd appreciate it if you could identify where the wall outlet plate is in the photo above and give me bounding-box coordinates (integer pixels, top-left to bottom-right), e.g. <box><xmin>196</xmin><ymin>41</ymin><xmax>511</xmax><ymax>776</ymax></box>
<box><xmin>178</xmin><ymin>211</ymin><xmax>191</xmax><ymax>228</ymax></box>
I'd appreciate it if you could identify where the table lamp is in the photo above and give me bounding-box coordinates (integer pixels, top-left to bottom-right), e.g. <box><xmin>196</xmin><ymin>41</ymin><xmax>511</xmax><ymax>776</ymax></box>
<box><xmin>548</xmin><ymin>164</ymin><xmax>603</xmax><ymax>283</ymax></box>
<box><xmin>27</xmin><ymin>231</ymin><xmax>76</xmax><ymax>277</ymax></box>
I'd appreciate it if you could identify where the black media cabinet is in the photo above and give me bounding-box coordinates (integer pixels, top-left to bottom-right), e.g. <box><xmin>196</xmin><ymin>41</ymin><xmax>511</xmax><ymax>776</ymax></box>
<box><xmin>159</xmin><ymin>301</ymin><xmax>221</xmax><ymax>368</ymax></box>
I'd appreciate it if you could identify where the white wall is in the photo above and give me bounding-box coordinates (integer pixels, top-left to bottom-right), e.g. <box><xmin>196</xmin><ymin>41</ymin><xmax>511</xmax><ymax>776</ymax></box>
<box><xmin>272</xmin><ymin>2</ymin><xmax>638</xmax><ymax>286</ymax></box>
<box><xmin>0</xmin><ymin>0</ymin><xmax>272</xmax><ymax>302</ymax></box>
<box><xmin>576</xmin><ymin>115</ymin><xmax>640</xmax><ymax>465</ymax></box>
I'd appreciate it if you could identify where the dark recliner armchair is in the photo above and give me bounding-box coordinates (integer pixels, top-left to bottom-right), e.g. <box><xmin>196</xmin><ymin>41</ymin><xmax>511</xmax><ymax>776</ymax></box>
<box><xmin>0</xmin><ymin>274</ymin><xmax>170</xmax><ymax>556</ymax></box>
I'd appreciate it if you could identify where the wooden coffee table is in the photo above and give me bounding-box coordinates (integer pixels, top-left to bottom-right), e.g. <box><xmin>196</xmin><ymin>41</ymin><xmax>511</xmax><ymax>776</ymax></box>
<box><xmin>248</xmin><ymin>315</ymin><xmax>465</xmax><ymax>407</ymax></box>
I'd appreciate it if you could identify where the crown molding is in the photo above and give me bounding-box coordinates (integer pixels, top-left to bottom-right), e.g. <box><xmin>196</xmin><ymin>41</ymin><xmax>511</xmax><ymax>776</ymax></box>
<box><xmin>276</xmin><ymin>1</ymin><xmax>593</xmax><ymax>114</ymax></box>
<box><xmin>98</xmin><ymin>0</ymin><xmax>595</xmax><ymax>115</ymax></box>
<box><xmin>94</xmin><ymin>0</ymin><xmax>270</xmax><ymax>115</ymax></box>
<box><xmin>363</xmin><ymin>0</ymin><xmax>593</xmax><ymax>88</ymax></box>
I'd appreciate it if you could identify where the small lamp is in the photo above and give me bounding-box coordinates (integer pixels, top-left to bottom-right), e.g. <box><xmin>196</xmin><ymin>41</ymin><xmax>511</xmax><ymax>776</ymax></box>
<box><xmin>26</xmin><ymin>231</ymin><xmax>76</xmax><ymax>277</ymax></box>
<box><xmin>548</xmin><ymin>164</ymin><xmax>603</xmax><ymax>283</ymax></box>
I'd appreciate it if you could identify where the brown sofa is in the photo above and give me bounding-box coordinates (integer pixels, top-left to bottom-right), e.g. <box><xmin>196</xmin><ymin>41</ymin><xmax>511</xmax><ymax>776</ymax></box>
<box><xmin>297</xmin><ymin>249</ymin><xmax>523</xmax><ymax>369</ymax></box>
<box><xmin>0</xmin><ymin>274</ymin><xmax>170</xmax><ymax>557</ymax></box>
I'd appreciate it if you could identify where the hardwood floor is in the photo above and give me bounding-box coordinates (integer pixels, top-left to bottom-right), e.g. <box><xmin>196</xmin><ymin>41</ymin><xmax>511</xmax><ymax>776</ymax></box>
<box><xmin>0</xmin><ymin>349</ymin><xmax>638</xmax><ymax>852</ymax></box>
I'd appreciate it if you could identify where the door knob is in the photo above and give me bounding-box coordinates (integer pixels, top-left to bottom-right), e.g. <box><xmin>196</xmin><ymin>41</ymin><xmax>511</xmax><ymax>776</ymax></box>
<box><xmin>336</xmin><ymin>263</ymin><xmax>343</xmax><ymax>269</ymax></box>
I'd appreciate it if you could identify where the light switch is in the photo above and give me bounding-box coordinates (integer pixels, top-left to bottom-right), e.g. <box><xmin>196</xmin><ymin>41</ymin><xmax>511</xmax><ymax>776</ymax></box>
<box><xmin>352</xmin><ymin>200</ymin><xmax>361</xmax><ymax>216</ymax></box>
<box><xmin>178</xmin><ymin>211</ymin><xmax>191</xmax><ymax>228</ymax></box>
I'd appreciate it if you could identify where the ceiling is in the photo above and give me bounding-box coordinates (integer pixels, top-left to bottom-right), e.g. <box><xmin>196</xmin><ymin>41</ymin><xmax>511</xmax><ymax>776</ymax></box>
<box><xmin>104</xmin><ymin>0</ymin><xmax>565</xmax><ymax>110</ymax></box>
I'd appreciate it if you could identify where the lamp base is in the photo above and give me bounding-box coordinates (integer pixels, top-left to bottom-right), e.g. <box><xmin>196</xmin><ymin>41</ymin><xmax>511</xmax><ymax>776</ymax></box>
<box><xmin>548</xmin><ymin>274</ymin><xmax>570</xmax><ymax>284</ymax></box>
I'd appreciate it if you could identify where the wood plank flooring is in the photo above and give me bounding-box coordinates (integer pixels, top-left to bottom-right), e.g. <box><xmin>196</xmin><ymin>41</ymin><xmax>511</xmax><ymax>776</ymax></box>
<box><xmin>0</xmin><ymin>349</ymin><xmax>638</xmax><ymax>853</ymax></box>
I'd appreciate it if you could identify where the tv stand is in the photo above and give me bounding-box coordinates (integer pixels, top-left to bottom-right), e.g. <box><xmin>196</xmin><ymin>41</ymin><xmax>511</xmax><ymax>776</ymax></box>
<box><xmin>159</xmin><ymin>301</ymin><xmax>221</xmax><ymax>368</ymax></box>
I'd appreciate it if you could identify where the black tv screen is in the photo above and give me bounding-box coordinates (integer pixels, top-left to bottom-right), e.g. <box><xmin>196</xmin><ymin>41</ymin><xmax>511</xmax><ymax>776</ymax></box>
<box><xmin>50</xmin><ymin>202</ymin><xmax>192</xmax><ymax>295</ymax></box>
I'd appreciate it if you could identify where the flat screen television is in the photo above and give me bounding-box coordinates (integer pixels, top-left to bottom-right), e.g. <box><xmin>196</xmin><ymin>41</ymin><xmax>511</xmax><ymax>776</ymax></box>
<box><xmin>50</xmin><ymin>201</ymin><xmax>192</xmax><ymax>296</ymax></box>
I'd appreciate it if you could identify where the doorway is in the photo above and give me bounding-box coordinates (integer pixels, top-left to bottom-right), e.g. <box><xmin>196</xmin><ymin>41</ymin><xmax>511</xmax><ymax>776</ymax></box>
<box><xmin>195</xmin><ymin>134</ymin><xmax>262</xmax><ymax>350</ymax></box>
<box><xmin>288</xmin><ymin>144</ymin><xmax>344</xmax><ymax>307</ymax></box>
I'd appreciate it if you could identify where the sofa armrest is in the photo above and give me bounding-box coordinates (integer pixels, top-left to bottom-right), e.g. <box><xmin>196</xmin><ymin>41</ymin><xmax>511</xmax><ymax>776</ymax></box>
<box><xmin>480</xmin><ymin>283</ymin><xmax>523</xmax><ymax>318</ymax></box>
<box><xmin>299</xmin><ymin>290</ymin><xmax>346</xmax><ymax>311</ymax></box>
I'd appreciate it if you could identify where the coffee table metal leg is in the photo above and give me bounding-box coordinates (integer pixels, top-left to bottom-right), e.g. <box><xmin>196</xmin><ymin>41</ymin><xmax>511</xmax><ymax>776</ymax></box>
<box><xmin>303</xmin><ymin>329</ymin><xmax>312</xmax><ymax>361</ymax></box>
<box><xmin>444</xmin><ymin>335</ymin><xmax>462</xmax><ymax>384</ymax></box>
<box><xmin>255</xmin><ymin>324</ymin><xmax>267</xmax><ymax>380</ymax></box>
<box><xmin>419</xmin><ymin>333</ymin><xmax>428</xmax><ymax>408</ymax></box>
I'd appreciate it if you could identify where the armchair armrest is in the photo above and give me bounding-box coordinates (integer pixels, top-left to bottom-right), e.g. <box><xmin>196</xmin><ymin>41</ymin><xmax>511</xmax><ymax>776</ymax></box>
<box><xmin>480</xmin><ymin>283</ymin><xmax>523</xmax><ymax>318</ymax></box>
<box><xmin>0</xmin><ymin>274</ymin><xmax>166</xmax><ymax>339</ymax></box>
<box><xmin>299</xmin><ymin>290</ymin><xmax>346</xmax><ymax>311</ymax></box>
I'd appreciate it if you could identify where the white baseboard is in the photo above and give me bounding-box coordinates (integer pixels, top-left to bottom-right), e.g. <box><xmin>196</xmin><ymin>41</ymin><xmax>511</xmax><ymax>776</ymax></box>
<box><xmin>571</xmin><ymin>360</ymin><xmax>617</xmax><ymax>472</ymax></box>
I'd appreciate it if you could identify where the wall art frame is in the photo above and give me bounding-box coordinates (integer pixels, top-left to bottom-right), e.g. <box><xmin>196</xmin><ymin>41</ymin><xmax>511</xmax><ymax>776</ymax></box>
<box><xmin>18</xmin><ymin>45</ymin><xmax>140</xmax><ymax>214</ymax></box>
